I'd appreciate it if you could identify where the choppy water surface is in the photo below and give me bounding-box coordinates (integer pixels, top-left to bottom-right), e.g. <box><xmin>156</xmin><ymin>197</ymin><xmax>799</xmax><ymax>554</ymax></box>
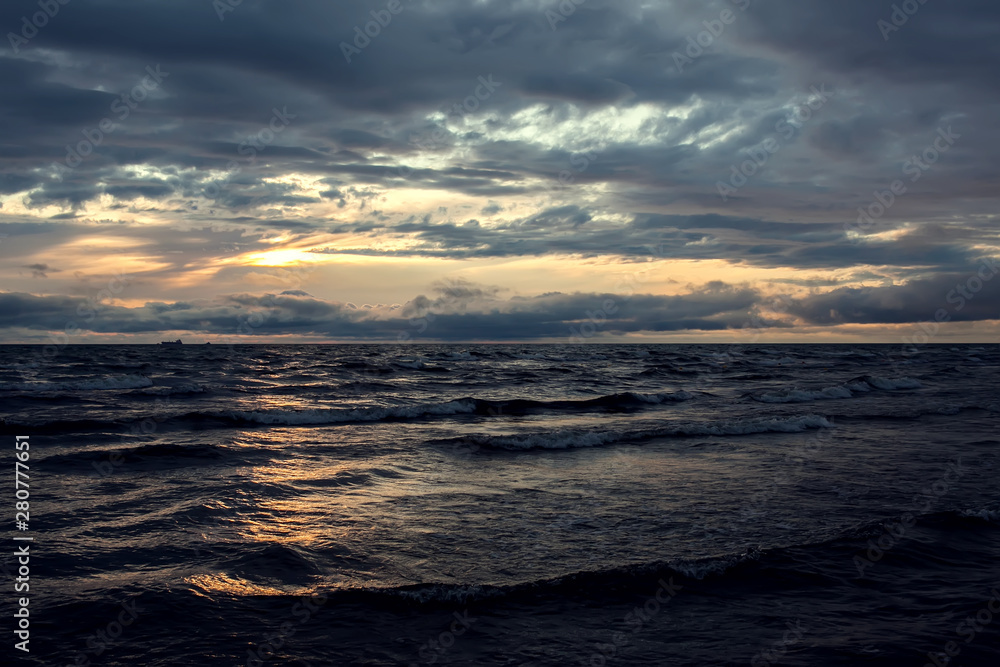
<box><xmin>2</xmin><ymin>344</ymin><xmax>998</xmax><ymax>665</ymax></box>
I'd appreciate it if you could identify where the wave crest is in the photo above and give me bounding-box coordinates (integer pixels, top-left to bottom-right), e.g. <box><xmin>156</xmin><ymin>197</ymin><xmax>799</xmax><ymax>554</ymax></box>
<box><xmin>441</xmin><ymin>414</ymin><xmax>833</xmax><ymax>451</ymax></box>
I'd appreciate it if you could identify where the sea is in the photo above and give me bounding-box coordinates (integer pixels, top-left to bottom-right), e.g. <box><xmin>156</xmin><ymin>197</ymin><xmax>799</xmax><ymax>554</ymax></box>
<box><xmin>1</xmin><ymin>344</ymin><xmax>998</xmax><ymax>666</ymax></box>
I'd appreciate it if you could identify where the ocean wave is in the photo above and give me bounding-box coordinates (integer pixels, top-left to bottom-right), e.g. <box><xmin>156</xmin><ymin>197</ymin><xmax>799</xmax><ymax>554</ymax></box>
<box><xmin>754</xmin><ymin>356</ymin><xmax>801</xmax><ymax>367</ymax></box>
<box><xmin>337</xmin><ymin>361</ymin><xmax>394</xmax><ymax>374</ymax></box>
<box><xmin>42</xmin><ymin>443</ymin><xmax>226</xmax><ymax>468</ymax></box>
<box><xmin>485</xmin><ymin>391</ymin><xmax>695</xmax><ymax>414</ymax></box>
<box><xmin>438</xmin><ymin>351</ymin><xmax>477</xmax><ymax>361</ymax></box>
<box><xmin>959</xmin><ymin>507</ymin><xmax>1000</xmax><ymax>523</ymax></box>
<box><xmin>392</xmin><ymin>359</ymin><xmax>450</xmax><ymax>372</ymax></box>
<box><xmin>0</xmin><ymin>417</ymin><xmax>125</xmax><ymax>435</ymax></box>
<box><xmin>229</xmin><ymin>391</ymin><xmax>694</xmax><ymax>425</ymax></box>
<box><xmin>229</xmin><ymin>399</ymin><xmax>479</xmax><ymax>425</ymax></box>
<box><xmin>0</xmin><ymin>374</ymin><xmax>153</xmax><ymax>393</ymax></box>
<box><xmin>310</xmin><ymin>551</ymin><xmax>764</xmax><ymax>607</ymax></box>
<box><xmin>749</xmin><ymin>375</ymin><xmax>922</xmax><ymax>403</ymax></box>
<box><xmin>751</xmin><ymin>386</ymin><xmax>853</xmax><ymax>403</ymax></box>
<box><xmin>639</xmin><ymin>364</ymin><xmax>702</xmax><ymax>376</ymax></box>
<box><xmin>440</xmin><ymin>414</ymin><xmax>833</xmax><ymax>451</ymax></box>
<box><xmin>826</xmin><ymin>404</ymin><xmax>997</xmax><ymax>423</ymax></box>
<box><xmin>336</xmin><ymin>380</ymin><xmax>398</xmax><ymax>391</ymax></box>
<box><xmin>325</xmin><ymin>508</ymin><xmax>999</xmax><ymax>606</ymax></box>
<box><xmin>225</xmin><ymin>544</ymin><xmax>324</xmax><ymax>579</ymax></box>
<box><xmin>0</xmin><ymin>390</ymin><xmax>696</xmax><ymax>433</ymax></box>
<box><xmin>135</xmin><ymin>383</ymin><xmax>212</xmax><ymax>396</ymax></box>
<box><xmin>31</xmin><ymin>502</ymin><xmax>1000</xmax><ymax>620</ymax></box>
<box><xmin>858</xmin><ymin>375</ymin><xmax>922</xmax><ymax>390</ymax></box>
<box><xmin>814</xmin><ymin>349</ymin><xmax>878</xmax><ymax>358</ymax></box>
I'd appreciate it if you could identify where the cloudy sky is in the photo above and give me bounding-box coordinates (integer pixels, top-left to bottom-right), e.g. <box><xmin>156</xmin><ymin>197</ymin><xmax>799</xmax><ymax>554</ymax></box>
<box><xmin>1</xmin><ymin>0</ymin><xmax>998</xmax><ymax>343</ymax></box>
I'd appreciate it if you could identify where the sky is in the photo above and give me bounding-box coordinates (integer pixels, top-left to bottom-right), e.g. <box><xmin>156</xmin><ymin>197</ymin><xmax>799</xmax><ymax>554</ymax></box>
<box><xmin>0</xmin><ymin>0</ymin><xmax>998</xmax><ymax>344</ymax></box>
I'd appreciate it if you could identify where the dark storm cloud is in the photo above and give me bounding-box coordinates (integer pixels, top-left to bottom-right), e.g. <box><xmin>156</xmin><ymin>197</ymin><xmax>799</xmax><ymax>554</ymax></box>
<box><xmin>0</xmin><ymin>171</ymin><xmax>42</xmax><ymax>195</ymax></box>
<box><xmin>313</xmin><ymin>212</ymin><xmax>990</xmax><ymax>279</ymax></box>
<box><xmin>739</xmin><ymin>0</ymin><xmax>1000</xmax><ymax>90</ymax></box>
<box><xmin>0</xmin><ymin>282</ymin><xmax>765</xmax><ymax>340</ymax></box>
<box><xmin>0</xmin><ymin>1</ymin><xmax>959</xmax><ymax>197</ymax></box>
<box><xmin>786</xmin><ymin>261</ymin><xmax>1000</xmax><ymax>326</ymax></box>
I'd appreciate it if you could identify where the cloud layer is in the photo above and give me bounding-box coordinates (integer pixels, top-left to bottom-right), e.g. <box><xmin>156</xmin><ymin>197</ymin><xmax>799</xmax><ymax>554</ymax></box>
<box><xmin>1</xmin><ymin>0</ymin><xmax>998</xmax><ymax>341</ymax></box>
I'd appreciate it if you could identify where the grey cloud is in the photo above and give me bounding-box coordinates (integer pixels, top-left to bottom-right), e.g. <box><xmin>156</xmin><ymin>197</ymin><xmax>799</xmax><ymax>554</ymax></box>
<box><xmin>5</xmin><ymin>266</ymin><xmax>997</xmax><ymax>342</ymax></box>
<box><xmin>0</xmin><ymin>283</ymin><xmax>765</xmax><ymax>340</ymax></box>
<box><xmin>784</xmin><ymin>262</ymin><xmax>1000</xmax><ymax>326</ymax></box>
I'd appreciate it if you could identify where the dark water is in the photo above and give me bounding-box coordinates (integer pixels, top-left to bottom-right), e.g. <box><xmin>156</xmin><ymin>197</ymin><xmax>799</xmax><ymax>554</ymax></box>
<box><xmin>2</xmin><ymin>344</ymin><xmax>998</xmax><ymax>666</ymax></box>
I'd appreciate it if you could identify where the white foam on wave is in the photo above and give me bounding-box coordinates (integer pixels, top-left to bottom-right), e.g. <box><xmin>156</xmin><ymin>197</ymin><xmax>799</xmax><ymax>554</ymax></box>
<box><xmin>230</xmin><ymin>399</ymin><xmax>478</xmax><ymax>425</ymax></box>
<box><xmin>459</xmin><ymin>414</ymin><xmax>833</xmax><ymax>451</ymax></box>
<box><xmin>960</xmin><ymin>508</ymin><xmax>1000</xmax><ymax>522</ymax></box>
<box><xmin>752</xmin><ymin>375</ymin><xmax>922</xmax><ymax>403</ymax></box>
<box><xmin>394</xmin><ymin>359</ymin><xmax>428</xmax><ymax>369</ymax></box>
<box><xmin>864</xmin><ymin>376</ymin><xmax>922</xmax><ymax>390</ymax></box>
<box><xmin>629</xmin><ymin>390</ymin><xmax>695</xmax><ymax>403</ymax></box>
<box><xmin>390</xmin><ymin>584</ymin><xmax>502</xmax><ymax>604</ymax></box>
<box><xmin>843</xmin><ymin>381</ymin><xmax>871</xmax><ymax>392</ymax></box>
<box><xmin>393</xmin><ymin>358</ymin><xmax>449</xmax><ymax>371</ymax></box>
<box><xmin>442</xmin><ymin>351</ymin><xmax>475</xmax><ymax>361</ymax></box>
<box><xmin>1</xmin><ymin>374</ymin><xmax>153</xmax><ymax>392</ymax></box>
<box><xmin>671</xmin><ymin>549</ymin><xmax>762</xmax><ymax>580</ymax></box>
<box><xmin>753</xmin><ymin>386</ymin><xmax>853</xmax><ymax>403</ymax></box>
<box><xmin>138</xmin><ymin>383</ymin><xmax>210</xmax><ymax>396</ymax></box>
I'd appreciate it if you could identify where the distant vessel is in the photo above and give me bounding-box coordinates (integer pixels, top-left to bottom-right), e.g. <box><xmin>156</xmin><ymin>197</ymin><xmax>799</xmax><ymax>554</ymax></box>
<box><xmin>160</xmin><ymin>339</ymin><xmax>183</xmax><ymax>346</ymax></box>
